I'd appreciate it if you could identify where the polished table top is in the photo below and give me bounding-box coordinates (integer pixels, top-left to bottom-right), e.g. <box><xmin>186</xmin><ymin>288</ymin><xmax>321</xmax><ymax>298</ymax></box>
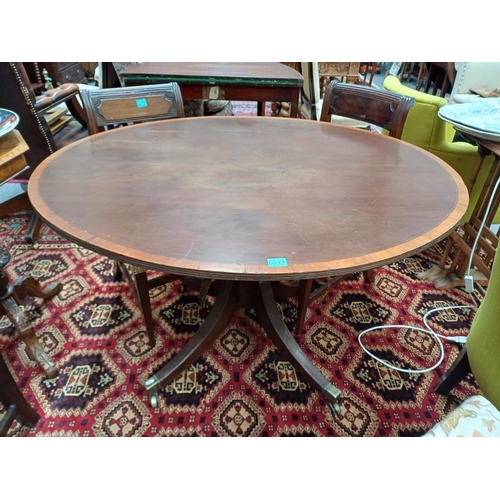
<box><xmin>28</xmin><ymin>116</ymin><xmax>468</xmax><ymax>282</ymax></box>
<box><xmin>120</xmin><ymin>62</ymin><xmax>304</xmax><ymax>87</ymax></box>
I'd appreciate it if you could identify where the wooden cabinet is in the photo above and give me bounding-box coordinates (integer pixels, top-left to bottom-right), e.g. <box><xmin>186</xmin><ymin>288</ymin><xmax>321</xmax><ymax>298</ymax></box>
<box><xmin>23</xmin><ymin>62</ymin><xmax>88</xmax><ymax>90</ymax></box>
<box><xmin>38</xmin><ymin>62</ymin><xmax>87</xmax><ymax>86</ymax></box>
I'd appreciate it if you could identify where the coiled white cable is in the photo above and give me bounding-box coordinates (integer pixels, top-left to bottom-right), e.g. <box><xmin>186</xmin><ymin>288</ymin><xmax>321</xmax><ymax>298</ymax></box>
<box><xmin>358</xmin><ymin>305</ymin><xmax>475</xmax><ymax>374</ymax></box>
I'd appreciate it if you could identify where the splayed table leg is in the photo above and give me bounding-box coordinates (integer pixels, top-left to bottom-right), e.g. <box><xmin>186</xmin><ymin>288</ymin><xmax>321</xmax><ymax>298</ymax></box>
<box><xmin>144</xmin><ymin>279</ymin><xmax>342</xmax><ymax>415</ymax></box>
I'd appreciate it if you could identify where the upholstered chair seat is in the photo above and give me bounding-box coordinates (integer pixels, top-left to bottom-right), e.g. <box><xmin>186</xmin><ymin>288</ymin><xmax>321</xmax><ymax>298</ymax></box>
<box><xmin>34</xmin><ymin>83</ymin><xmax>80</xmax><ymax>112</ymax></box>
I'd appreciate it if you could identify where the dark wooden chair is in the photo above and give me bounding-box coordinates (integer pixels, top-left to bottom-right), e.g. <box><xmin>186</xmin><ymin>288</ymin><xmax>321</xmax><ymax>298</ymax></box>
<box><xmin>320</xmin><ymin>79</ymin><xmax>414</xmax><ymax>136</ymax></box>
<box><xmin>0</xmin><ymin>352</ymin><xmax>40</xmax><ymax>436</ymax></box>
<box><xmin>0</xmin><ymin>63</ymin><xmax>86</xmax><ymax>180</ymax></box>
<box><xmin>358</xmin><ymin>62</ymin><xmax>379</xmax><ymax>86</ymax></box>
<box><xmin>0</xmin><ymin>62</ymin><xmax>87</xmax><ymax>243</ymax></box>
<box><xmin>80</xmin><ymin>83</ymin><xmax>186</xmax><ymax>345</ymax></box>
<box><xmin>294</xmin><ymin>80</ymin><xmax>415</xmax><ymax>334</ymax></box>
<box><xmin>81</xmin><ymin>83</ymin><xmax>184</xmax><ymax>135</ymax></box>
<box><xmin>418</xmin><ymin>62</ymin><xmax>456</xmax><ymax>98</ymax></box>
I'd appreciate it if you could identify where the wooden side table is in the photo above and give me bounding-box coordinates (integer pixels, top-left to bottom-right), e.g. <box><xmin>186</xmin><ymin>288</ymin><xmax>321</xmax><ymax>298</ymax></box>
<box><xmin>120</xmin><ymin>62</ymin><xmax>304</xmax><ymax>118</ymax></box>
<box><xmin>0</xmin><ymin>129</ymin><xmax>62</xmax><ymax>378</ymax></box>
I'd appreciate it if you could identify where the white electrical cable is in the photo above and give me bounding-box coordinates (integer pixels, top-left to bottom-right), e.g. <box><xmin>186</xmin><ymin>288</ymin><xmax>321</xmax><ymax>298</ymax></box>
<box><xmin>358</xmin><ymin>305</ymin><xmax>475</xmax><ymax>374</ymax></box>
<box><xmin>358</xmin><ymin>323</ymin><xmax>446</xmax><ymax>374</ymax></box>
<box><xmin>358</xmin><ymin>170</ymin><xmax>500</xmax><ymax>374</ymax></box>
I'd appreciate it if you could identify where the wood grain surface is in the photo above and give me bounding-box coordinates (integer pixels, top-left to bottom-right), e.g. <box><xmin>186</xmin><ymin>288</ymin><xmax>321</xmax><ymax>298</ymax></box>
<box><xmin>28</xmin><ymin>116</ymin><xmax>469</xmax><ymax>280</ymax></box>
<box><xmin>120</xmin><ymin>62</ymin><xmax>304</xmax><ymax>85</ymax></box>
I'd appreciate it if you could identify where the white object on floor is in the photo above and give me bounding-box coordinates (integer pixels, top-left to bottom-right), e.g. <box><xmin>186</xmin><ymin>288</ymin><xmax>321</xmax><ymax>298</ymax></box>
<box><xmin>424</xmin><ymin>395</ymin><xmax>500</xmax><ymax>437</ymax></box>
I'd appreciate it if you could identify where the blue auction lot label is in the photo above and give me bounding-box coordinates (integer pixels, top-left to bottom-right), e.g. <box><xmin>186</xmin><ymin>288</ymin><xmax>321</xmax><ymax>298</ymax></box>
<box><xmin>136</xmin><ymin>98</ymin><xmax>148</xmax><ymax>108</ymax></box>
<box><xmin>267</xmin><ymin>257</ymin><xmax>289</xmax><ymax>268</ymax></box>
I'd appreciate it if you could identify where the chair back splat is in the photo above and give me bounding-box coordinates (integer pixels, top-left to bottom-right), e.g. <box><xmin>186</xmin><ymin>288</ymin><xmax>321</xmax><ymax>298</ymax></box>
<box><xmin>320</xmin><ymin>80</ymin><xmax>415</xmax><ymax>138</ymax></box>
<box><xmin>79</xmin><ymin>82</ymin><xmax>186</xmax><ymax>346</ymax></box>
<box><xmin>81</xmin><ymin>83</ymin><xmax>185</xmax><ymax>136</ymax></box>
<box><xmin>293</xmin><ymin>80</ymin><xmax>416</xmax><ymax>337</ymax></box>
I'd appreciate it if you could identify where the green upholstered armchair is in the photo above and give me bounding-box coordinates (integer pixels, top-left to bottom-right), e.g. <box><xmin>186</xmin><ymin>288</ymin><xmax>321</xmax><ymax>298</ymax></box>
<box><xmin>425</xmin><ymin>251</ymin><xmax>500</xmax><ymax>436</ymax></box>
<box><xmin>467</xmin><ymin>252</ymin><xmax>500</xmax><ymax>411</ymax></box>
<box><xmin>382</xmin><ymin>75</ymin><xmax>497</xmax><ymax>224</ymax></box>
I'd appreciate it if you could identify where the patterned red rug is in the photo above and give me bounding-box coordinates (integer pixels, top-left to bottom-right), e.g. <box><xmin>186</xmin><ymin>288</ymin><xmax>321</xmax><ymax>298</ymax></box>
<box><xmin>0</xmin><ymin>212</ymin><xmax>480</xmax><ymax>437</ymax></box>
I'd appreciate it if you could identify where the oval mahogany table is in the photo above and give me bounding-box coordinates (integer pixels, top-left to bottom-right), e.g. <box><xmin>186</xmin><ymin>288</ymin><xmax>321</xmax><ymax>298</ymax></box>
<box><xmin>28</xmin><ymin>116</ymin><xmax>469</xmax><ymax>414</ymax></box>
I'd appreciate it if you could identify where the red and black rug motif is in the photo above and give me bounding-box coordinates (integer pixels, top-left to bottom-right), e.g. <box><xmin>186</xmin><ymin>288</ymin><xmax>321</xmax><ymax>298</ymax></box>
<box><xmin>0</xmin><ymin>214</ymin><xmax>480</xmax><ymax>437</ymax></box>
